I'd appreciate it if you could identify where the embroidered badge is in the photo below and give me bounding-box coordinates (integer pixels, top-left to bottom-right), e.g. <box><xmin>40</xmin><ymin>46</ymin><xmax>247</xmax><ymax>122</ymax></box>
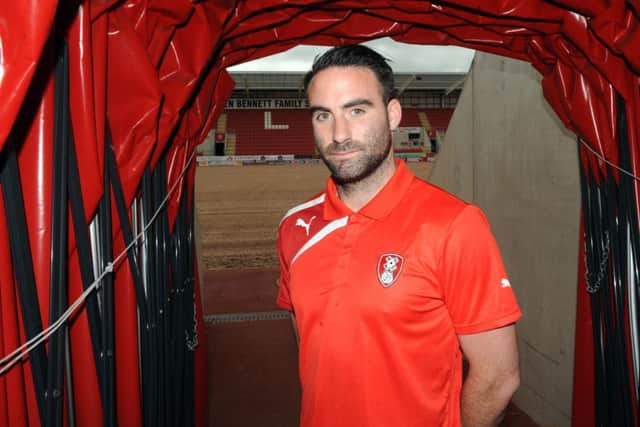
<box><xmin>377</xmin><ymin>254</ymin><xmax>404</xmax><ymax>287</ymax></box>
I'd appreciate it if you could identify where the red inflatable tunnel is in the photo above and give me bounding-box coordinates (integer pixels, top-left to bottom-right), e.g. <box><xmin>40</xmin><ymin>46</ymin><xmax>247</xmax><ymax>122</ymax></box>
<box><xmin>1</xmin><ymin>1</ymin><xmax>639</xmax><ymax>426</ymax></box>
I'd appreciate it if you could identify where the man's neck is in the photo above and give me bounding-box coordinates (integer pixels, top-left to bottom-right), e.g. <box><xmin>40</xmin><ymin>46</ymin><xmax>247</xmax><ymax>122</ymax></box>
<box><xmin>337</xmin><ymin>155</ymin><xmax>397</xmax><ymax>212</ymax></box>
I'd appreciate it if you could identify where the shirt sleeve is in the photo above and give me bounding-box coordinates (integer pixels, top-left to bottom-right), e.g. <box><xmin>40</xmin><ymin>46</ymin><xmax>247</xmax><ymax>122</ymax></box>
<box><xmin>276</xmin><ymin>228</ymin><xmax>293</xmax><ymax>311</ymax></box>
<box><xmin>437</xmin><ymin>205</ymin><xmax>521</xmax><ymax>335</ymax></box>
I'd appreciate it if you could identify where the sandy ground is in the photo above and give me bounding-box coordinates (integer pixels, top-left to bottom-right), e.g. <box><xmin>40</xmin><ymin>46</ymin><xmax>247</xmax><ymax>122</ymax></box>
<box><xmin>195</xmin><ymin>161</ymin><xmax>433</xmax><ymax>270</ymax></box>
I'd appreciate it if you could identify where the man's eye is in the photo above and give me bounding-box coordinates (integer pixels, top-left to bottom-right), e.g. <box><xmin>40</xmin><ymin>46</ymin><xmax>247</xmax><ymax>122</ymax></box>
<box><xmin>351</xmin><ymin>108</ymin><xmax>365</xmax><ymax>116</ymax></box>
<box><xmin>314</xmin><ymin>112</ymin><xmax>330</xmax><ymax>122</ymax></box>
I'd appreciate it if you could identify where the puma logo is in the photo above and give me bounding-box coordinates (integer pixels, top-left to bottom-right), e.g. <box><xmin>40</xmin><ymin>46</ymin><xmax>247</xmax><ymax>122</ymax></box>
<box><xmin>295</xmin><ymin>216</ymin><xmax>316</xmax><ymax>236</ymax></box>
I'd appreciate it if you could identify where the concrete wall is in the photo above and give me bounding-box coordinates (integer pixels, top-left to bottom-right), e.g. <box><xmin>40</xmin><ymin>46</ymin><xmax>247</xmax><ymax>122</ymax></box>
<box><xmin>430</xmin><ymin>52</ymin><xmax>580</xmax><ymax>427</ymax></box>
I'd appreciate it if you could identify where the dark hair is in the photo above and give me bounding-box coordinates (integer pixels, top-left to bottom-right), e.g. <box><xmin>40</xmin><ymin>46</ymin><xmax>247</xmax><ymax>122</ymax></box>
<box><xmin>303</xmin><ymin>44</ymin><xmax>396</xmax><ymax>103</ymax></box>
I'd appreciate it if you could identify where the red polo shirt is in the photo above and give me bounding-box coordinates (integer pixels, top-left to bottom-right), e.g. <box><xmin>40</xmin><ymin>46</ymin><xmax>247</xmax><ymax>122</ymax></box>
<box><xmin>277</xmin><ymin>160</ymin><xmax>521</xmax><ymax>427</ymax></box>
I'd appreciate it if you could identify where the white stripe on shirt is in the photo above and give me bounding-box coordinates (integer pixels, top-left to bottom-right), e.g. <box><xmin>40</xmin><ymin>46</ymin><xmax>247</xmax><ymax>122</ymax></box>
<box><xmin>291</xmin><ymin>216</ymin><xmax>349</xmax><ymax>266</ymax></box>
<box><xmin>280</xmin><ymin>193</ymin><xmax>326</xmax><ymax>225</ymax></box>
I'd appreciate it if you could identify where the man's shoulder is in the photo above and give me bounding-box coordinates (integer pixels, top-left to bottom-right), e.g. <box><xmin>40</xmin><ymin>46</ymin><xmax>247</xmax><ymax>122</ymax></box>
<box><xmin>277</xmin><ymin>192</ymin><xmax>327</xmax><ymax>264</ymax></box>
<box><xmin>407</xmin><ymin>178</ymin><xmax>469</xmax><ymax>217</ymax></box>
<box><xmin>405</xmin><ymin>178</ymin><xmax>503</xmax><ymax>247</ymax></box>
<box><xmin>279</xmin><ymin>191</ymin><xmax>326</xmax><ymax>230</ymax></box>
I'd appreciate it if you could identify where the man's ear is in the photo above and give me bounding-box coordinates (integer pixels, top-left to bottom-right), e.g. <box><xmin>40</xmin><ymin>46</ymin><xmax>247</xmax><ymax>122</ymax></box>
<box><xmin>387</xmin><ymin>98</ymin><xmax>402</xmax><ymax>131</ymax></box>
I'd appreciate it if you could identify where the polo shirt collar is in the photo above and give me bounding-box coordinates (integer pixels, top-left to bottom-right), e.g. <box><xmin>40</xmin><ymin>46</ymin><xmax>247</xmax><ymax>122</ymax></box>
<box><xmin>324</xmin><ymin>159</ymin><xmax>415</xmax><ymax>220</ymax></box>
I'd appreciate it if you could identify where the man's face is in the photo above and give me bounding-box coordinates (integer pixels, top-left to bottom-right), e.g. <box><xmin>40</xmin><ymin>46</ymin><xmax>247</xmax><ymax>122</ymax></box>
<box><xmin>307</xmin><ymin>66</ymin><xmax>401</xmax><ymax>185</ymax></box>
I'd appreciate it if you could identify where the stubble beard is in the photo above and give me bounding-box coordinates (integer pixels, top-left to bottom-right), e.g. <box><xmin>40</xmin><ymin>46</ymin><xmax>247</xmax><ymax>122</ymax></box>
<box><xmin>318</xmin><ymin>128</ymin><xmax>393</xmax><ymax>186</ymax></box>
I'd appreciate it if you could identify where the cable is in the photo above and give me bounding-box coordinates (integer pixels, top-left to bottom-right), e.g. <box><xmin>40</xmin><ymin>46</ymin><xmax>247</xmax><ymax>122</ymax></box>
<box><xmin>0</xmin><ymin>148</ymin><xmax>197</xmax><ymax>375</ymax></box>
<box><xmin>579</xmin><ymin>137</ymin><xmax>640</xmax><ymax>182</ymax></box>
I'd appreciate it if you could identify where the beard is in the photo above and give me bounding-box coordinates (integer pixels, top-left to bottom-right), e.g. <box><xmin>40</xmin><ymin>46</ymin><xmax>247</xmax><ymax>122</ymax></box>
<box><xmin>317</xmin><ymin>128</ymin><xmax>393</xmax><ymax>186</ymax></box>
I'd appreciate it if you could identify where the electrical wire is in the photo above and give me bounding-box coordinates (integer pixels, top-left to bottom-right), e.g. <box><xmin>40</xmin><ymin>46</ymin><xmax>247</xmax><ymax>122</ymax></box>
<box><xmin>0</xmin><ymin>148</ymin><xmax>197</xmax><ymax>376</ymax></box>
<box><xmin>579</xmin><ymin>137</ymin><xmax>640</xmax><ymax>181</ymax></box>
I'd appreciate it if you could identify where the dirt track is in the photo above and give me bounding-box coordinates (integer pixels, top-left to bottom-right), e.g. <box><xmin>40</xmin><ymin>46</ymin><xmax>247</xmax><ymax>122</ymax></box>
<box><xmin>195</xmin><ymin>161</ymin><xmax>433</xmax><ymax>270</ymax></box>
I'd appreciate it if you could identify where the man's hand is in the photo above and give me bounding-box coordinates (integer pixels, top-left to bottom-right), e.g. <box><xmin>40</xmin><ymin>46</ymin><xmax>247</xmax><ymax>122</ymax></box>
<box><xmin>458</xmin><ymin>324</ymin><xmax>520</xmax><ymax>427</ymax></box>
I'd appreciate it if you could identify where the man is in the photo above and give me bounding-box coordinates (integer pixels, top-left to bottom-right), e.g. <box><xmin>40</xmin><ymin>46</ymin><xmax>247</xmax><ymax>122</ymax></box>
<box><xmin>276</xmin><ymin>44</ymin><xmax>521</xmax><ymax>427</ymax></box>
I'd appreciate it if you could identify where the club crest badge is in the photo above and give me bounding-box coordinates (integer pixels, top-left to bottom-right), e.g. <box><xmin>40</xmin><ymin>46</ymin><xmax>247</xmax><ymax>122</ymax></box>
<box><xmin>377</xmin><ymin>254</ymin><xmax>404</xmax><ymax>287</ymax></box>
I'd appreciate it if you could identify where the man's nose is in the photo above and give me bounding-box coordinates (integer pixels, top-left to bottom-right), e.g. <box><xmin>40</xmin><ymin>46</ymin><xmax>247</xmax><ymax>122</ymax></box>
<box><xmin>332</xmin><ymin>115</ymin><xmax>350</xmax><ymax>144</ymax></box>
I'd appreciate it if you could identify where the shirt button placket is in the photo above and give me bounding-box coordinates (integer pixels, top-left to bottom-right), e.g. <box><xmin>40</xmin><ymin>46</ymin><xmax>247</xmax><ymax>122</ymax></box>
<box><xmin>336</xmin><ymin>215</ymin><xmax>362</xmax><ymax>292</ymax></box>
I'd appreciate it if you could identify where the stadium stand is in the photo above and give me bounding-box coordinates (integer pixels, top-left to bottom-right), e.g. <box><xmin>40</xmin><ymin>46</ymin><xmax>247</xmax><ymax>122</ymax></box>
<box><xmin>223</xmin><ymin>108</ymin><xmax>455</xmax><ymax>157</ymax></box>
<box><xmin>400</xmin><ymin>108</ymin><xmax>424</xmax><ymax>127</ymax></box>
<box><xmin>425</xmin><ymin>108</ymin><xmax>454</xmax><ymax>133</ymax></box>
<box><xmin>400</xmin><ymin>108</ymin><xmax>453</xmax><ymax>129</ymax></box>
<box><xmin>226</xmin><ymin>109</ymin><xmax>315</xmax><ymax>156</ymax></box>
<box><xmin>199</xmin><ymin>72</ymin><xmax>462</xmax><ymax>158</ymax></box>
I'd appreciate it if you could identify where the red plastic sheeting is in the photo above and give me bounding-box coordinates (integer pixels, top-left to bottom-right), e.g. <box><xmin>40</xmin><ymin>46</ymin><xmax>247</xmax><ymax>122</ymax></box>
<box><xmin>0</xmin><ymin>1</ymin><xmax>639</xmax><ymax>426</ymax></box>
<box><xmin>0</xmin><ymin>1</ymin><xmax>58</xmax><ymax>151</ymax></box>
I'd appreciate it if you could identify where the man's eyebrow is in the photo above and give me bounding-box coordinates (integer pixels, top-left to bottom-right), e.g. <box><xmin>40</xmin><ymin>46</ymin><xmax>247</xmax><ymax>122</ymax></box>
<box><xmin>309</xmin><ymin>105</ymin><xmax>330</xmax><ymax>115</ymax></box>
<box><xmin>342</xmin><ymin>98</ymin><xmax>374</xmax><ymax>109</ymax></box>
<box><xmin>309</xmin><ymin>99</ymin><xmax>374</xmax><ymax>115</ymax></box>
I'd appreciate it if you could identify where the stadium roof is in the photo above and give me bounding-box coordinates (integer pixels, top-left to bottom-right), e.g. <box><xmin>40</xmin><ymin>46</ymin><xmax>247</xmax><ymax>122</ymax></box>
<box><xmin>228</xmin><ymin>71</ymin><xmax>467</xmax><ymax>93</ymax></box>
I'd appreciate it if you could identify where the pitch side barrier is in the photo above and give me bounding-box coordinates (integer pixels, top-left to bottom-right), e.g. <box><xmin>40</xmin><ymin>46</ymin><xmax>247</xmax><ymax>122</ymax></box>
<box><xmin>195</xmin><ymin>155</ymin><xmax>429</xmax><ymax>167</ymax></box>
<box><xmin>196</xmin><ymin>155</ymin><xmax>321</xmax><ymax>166</ymax></box>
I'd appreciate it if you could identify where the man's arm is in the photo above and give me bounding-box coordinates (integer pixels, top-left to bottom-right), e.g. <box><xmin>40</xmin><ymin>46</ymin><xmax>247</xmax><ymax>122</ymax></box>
<box><xmin>458</xmin><ymin>324</ymin><xmax>520</xmax><ymax>427</ymax></box>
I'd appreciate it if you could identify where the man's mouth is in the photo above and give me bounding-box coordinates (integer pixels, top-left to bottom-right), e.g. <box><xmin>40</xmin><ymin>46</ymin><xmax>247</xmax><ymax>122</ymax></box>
<box><xmin>327</xmin><ymin>144</ymin><xmax>360</xmax><ymax>158</ymax></box>
<box><xmin>329</xmin><ymin>149</ymin><xmax>358</xmax><ymax>157</ymax></box>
